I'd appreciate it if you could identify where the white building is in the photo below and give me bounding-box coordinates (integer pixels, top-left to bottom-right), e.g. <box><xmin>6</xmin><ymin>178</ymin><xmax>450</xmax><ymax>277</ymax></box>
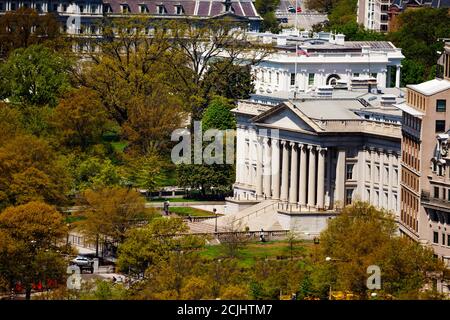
<box><xmin>215</xmin><ymin>89</ymin><xmax>404</xmax><ymax>235</ymax></box>
<box><xmin>248</xmin><ymin>32</ymin><xmax>404</xmax><ymax>97</ymax></box>
<box><xmin>357</xmin><ymin>0</ymin><xmax>391</xmax><ymax>32</ymax></box>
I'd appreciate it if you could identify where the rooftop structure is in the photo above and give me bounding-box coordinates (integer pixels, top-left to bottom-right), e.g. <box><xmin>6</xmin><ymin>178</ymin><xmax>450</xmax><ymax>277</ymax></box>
<box><xmin>247</xmin><ymin>31</ymin><xmax>405</xmax><ymax>96</ymax></box>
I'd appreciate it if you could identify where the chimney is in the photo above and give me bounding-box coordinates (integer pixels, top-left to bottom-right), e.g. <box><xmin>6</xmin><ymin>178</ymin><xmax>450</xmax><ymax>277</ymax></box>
<box><xmin>224</xmin><ymin>0</ymin><xmax>232</xmax><ymax>12</ymax></box>
<box><xmin>335</xmin><ymin>33</ymin><xmax>345</xmax><ymax>45</ymax></box>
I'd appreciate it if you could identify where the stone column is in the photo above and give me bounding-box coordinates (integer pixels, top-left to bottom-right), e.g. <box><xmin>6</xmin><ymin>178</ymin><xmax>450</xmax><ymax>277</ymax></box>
<box><xmin>271</xmin><ymin>139</ymin><xmax>280</xmax><ymax>199</ymax></box>
<box><xmin>256</xmin><ymin>138</ymin><xmax>263</xmax><ymax>196</ymax></box>
<box><xmin>317</xmin><ymin>147</ymin><xmax>326</xmax><ymax>209</ymax></box>
<box><xmin>395</xmin><ymin>65</ymin><xmax>401</xmax><ymax>88</ymax></box>
<box><xmin>335</xmin><ymin>148</ymin><xmax>346</xmax><ymax>207</ymax></box>
<box><xmin>387</xmin><ymin>150</ymin><xmax>393</xmax><ymax>210</ymax></box>
<box><xmin>263</xmin><ymin>138</ymin><xmax>272</xmax><ymax>198</ymax></box>
<box><xmin>299</xmin><ymin>144</ymin><xmax>308</xmax><ymax>206</ymax></box>
<box><xmin>289</xmin><ymin>142</ymin><xmax>299</xmax><ymax>203</ymax></box>
<box><xmin>307</xmin><ymin>146</ymin><xmax>317</xmax><ymax>207</ymax></box>
<box><xmin>235</xmin><ymin>126</ymin><xmax>243</xmax><ymax>184</ymax></box>
<box><xmin>280</xmin><ymin>140</ymin><xmax>290</xmax><ymax>202</ymax></box>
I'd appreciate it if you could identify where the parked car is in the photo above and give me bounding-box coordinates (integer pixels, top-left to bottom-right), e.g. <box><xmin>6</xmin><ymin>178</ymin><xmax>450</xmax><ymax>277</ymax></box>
<box><xmin>70</xmin><ymin>256</ymin><xmax>94</xmax><ymax>273</ymax></box>
<box><xmin>287</xmin><ymin>5</ymin><xmax>296</xmax><ymax>13</ymax></box>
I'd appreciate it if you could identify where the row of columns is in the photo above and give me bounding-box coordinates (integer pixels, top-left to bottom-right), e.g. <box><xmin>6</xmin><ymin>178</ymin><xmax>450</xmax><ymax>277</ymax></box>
<box><xmin>254</xmin><ymin>138</ymin><xmax>328</xmax><ymax>209</ymax></box>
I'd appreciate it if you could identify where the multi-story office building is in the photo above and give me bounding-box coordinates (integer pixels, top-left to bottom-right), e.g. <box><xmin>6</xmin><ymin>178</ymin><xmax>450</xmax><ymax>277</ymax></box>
<box><xmin>0</xmin><ymin>0</ymin><xmax>262</xmax><ymax>33</ymax></box>
<box><xmin>357</xmin><ymin>0</ymin><xmax>391</xmax><ymax>32</ymax></box>
<box><xmin>248</xmin><ymin>31</ymin><xmax>404</xmax><ymax>96</ymax></box>
<box><xmin>396</xmin><ymin>43</ymin><xmax>450</xmax><ymax>265</ymax></box>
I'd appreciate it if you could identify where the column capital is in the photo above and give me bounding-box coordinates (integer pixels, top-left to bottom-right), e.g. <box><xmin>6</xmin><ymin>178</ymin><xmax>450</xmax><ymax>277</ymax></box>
<box><xmin>263</xmin><ymin>137</ymin><xmax>270</xmax><ymax>144</ymax></box>
<box><xmin>280</xmin><ymin>140</ymin><xmax>289</xmax><ymax>148</ymax></box>
<box><xmin>318</xmin><ymin>147</ymin><xmax>327</xmax><ymax>153</ymax></box>
<box><xmin>307</xmin><ymin>145</ymin><xmax>316</xmax><ymax>151</ymax></box>
<box><xmin>289</xmin><ymin>141</ymin><xmax>298</xmax><ymax>148</ymax></box>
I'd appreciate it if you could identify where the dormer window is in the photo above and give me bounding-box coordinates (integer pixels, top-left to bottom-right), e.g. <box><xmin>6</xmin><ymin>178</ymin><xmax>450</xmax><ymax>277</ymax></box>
<box><xmin>139</xmin><ymin>4</ymin><xmax>148</xmax><ymax>13</ymax></box>
<box><xmin>157</xmin><ymin>5</ymin><xmax>167</xmax><ymax>14</ymax></box>
<box><xmin>121</xmin><ymin>4</ymin><xmax>130</xmax><ymax>13</ymax></box>
<box><xmin>79</xmin><ymin>4</ymin><xmax>85</xmax><ymax>13</ymax></box>
<box><xmin>104</xmin><ymin>4</ymin><xmax>112</xmax><ymax>13</ymax></box>
<box><xmin>175</xmin><ymin>5</ymin><xmax>184</xmax><ymax>15</ymax></box>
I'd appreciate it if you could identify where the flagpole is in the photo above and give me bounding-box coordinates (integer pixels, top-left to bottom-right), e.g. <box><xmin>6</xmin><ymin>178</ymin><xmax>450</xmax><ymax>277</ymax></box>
<box><xmin>294</xmin><ymin>0</ymin><xmax>299</xmax><ymax>99</ymax></box>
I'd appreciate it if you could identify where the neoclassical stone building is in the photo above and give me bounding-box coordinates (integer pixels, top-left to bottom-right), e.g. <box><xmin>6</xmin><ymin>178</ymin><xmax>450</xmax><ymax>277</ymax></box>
<box><xmin>221</xmin><ymin>90</ymin><xmax>403</xmax><ymax>234</ymax></box>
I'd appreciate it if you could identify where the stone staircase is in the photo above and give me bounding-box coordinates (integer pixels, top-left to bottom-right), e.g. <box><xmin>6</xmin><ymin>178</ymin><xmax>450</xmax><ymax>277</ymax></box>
<box><xmin>201</xmin><ymin>199</ymin><xmax>282</xmax><ymax>232</ymax></box>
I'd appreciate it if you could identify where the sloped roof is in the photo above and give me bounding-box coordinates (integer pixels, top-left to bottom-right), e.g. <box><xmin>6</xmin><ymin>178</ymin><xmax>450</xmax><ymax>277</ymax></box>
<box><xmin>407</xmin><ymin>79</ymin><xmax>450</xmax><ymax>96</ymax></box>
<box><xmin>103</xmin><ymin>0</ymin><xmax>260</xmax><ymax>17</ymax></box>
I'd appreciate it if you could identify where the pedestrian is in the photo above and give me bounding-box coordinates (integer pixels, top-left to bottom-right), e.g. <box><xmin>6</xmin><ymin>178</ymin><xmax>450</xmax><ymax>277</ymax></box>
<box><xmin>112</xmin><ymin>276</ymin><xmax>117</xmax><ymax>283</ymax></box>
<box><xmin>188</xmin><ymin>215</ymin><xmax>192</xmax><ymax>222</ymax></box>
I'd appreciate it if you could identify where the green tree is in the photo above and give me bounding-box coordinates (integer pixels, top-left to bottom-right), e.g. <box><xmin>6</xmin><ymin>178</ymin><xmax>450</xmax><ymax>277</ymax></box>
<box><xmin>67</xmin><ymin>156</ymin><xmax>122</xmax><ymax>193</ymax></box>
<box><xmin>117</xmin><ymin>217</ymin><xmax>204</xmax><ymax>276</ymax></box>
<box><xmin>0</xmin><ymin>44</ymin><xmax>71</xmax><ymax>107</ymax></box>
<box><xmin>0</xmin><ymin>8</ymin><xmax>63</xmax><ymax>58</ymax></box>
<box><xmin>52</xmin><ymin>87</ymin><xmax>110</xmax><ymax>151</ymax></box>
<box><xmin>176</xmin><ymin>97</ymin><xmax>236</xmax><ymax>197</ymax></box>
<box><xmin>124</xmin><ymin>152</ymin><xmax>164</xmax><ymax>198</ymax></box>
<box><xmin>76</xmin><ymin>187</ymin><xmax>148</xmax><ymax>247</ymax></box>
<box><xmin>255</xmin><ymin>0</ymin><xmax>281</xmax><ymax>33</ymax></box>
<box><xmin>311</xmin><ymin>201</ymin><xmax>445</xmax><ymax>299</ymax></box>
<box><xmin>388</xmin><ymin>8</ymin><xmax>450</xmax><ymax>83</ymax></box>
<box><xmin>0</xmin><ymin>134</ymin><xmax>69</xmax><ymax>209</ymax></box>
<box><xmin>203</xmin><ymin>60</ymin><xmax>255</xmax><ymax>101</ymax></box>
<box><xmin>0</xmin><ymin>201</ymin><xmax>68</xmax><ymax>300</ymax></box>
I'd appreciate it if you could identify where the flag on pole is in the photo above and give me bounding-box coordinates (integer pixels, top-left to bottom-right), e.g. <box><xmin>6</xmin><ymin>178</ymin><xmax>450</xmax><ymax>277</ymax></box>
<box><xmin>296</xmin><ymin>45</ymin><xmax>310</xmax><ymax>57</ymax></box>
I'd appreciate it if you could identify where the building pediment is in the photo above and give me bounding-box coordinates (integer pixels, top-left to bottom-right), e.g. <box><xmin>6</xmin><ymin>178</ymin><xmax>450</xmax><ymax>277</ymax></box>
<box><xmin>251</xmin><ymin>102</ymin><xmax>322</xmax><ymax>133</ymax></box>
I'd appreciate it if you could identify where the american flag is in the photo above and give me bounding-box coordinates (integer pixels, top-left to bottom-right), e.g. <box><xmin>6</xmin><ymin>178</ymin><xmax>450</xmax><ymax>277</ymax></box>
<box><xmin>296</xmin><ymin>46</ymin><xmax>310</xmax><ymax>57</ymax></box>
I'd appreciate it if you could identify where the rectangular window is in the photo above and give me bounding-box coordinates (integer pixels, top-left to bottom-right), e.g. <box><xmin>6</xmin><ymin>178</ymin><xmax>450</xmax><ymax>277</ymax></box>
<box><xmin>435</xmin><ymin>120</ymin><xmax>445</xmax><ymax>133</ymax></box>
<box><xmin>276</xmin><ymin>73</ymin><xmax>280</xmax><ymax>86</ymax></box>
<box><xmin>443</xmin><ymin>233</ymin><xmax>446</xmax><ymax>245</ymax></box>
<box><xmin>308</xmin><ymin>73</ymin><xmax>314</xmax><ymax>86</ymax></box>
<box><xmin>367</xmin><ymin>164</ymin><xmax>371</xmax><ymax>180</ymax></box>
<box><xmin>0</xmin><ymin>2</ymin><xmax>4</xmax><ymax>11</ymax></box>
<box><xmin>11</xmin><ymin>2</ymin><xmax>16</xmax><ymax>10</ymax></box>
<box><xmin>433</xmin><ymin>231</ymin><xmax>439</xmax><ymax>244</ymax></box>
<box><xmin>345</xmin><ymin>189</ymin><xmax>354</xmax><ymax>205</ymax></box>
<box><xmin>448</xmin><ymin>235</ymin><xmax>450</xmax><ymax>247</ymax></box>
<box><xmin>447</xmin><ymin>189</ymin><xmax>450</xmax><ymax>201</ymax></box>
<box><xmin>434</xmin><ymin>186</ymin><xmax>440</xmax><ymax>198</ymax></box>
<box><xmin>353</xmin><ymin>73</ymin><xmax>360</xmax><ymax>77</ymax></box>
<box><xmin>290</xmin><ymin>73</ymin><xmax>295</xmax><ymax>86</ymax></box>
<box><xmin>346</xmin><ymin>164</ymin><xmax>354</xmax><ymax>180</ymax></box>
<box><xmin>436</xmin><ymin>99</ymin><xmax>446</xmax><ymax>112</ymax></box>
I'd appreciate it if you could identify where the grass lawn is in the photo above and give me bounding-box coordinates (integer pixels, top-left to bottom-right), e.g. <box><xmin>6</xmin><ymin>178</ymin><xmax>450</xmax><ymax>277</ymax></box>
<box><xmin>150</xmin><ymin>197</ymin><xmax>202</xmax><ymax>203</ymax></box>
<box><xmin>65</xmin><ymin>215</ymin><xmax>86</xmax><ymax>224</ymax></box>
<box><xmin>169</xmin><ymin>206</ymin><xmax>214</xmax><ymax>217</ymax></box>
<box><xmin>200</xmin><ymin>240</ymin><xmax>315</xmax><ymax>268</ymax></box>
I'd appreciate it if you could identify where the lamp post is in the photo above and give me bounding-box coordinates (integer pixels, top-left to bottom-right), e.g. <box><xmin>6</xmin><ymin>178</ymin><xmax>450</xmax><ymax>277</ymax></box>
<box><xmin>213</xmin><ymin>208</ymin><xmax>218</xmax><ymax>233</ymax></box>
<box><xmin>66</xmin><ymin>223</ymin><xmax>71</xmax><ymax>247</ymax></box>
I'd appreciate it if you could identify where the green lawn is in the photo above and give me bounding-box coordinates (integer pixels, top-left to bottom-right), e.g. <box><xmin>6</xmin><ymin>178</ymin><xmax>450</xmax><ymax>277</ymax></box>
<box><xmin>150</xmin><ymin>197</ymin><xmax>202</xmax><ymax>203</ymax></box>
<box><xmin>169</xmin><ymin>206</ymin><xmax>214</xmax><ymax>217</ymax></box>
<box><xmin>200</xmin><ymin>240</ymin><xmax>314</xmax><ymax>267</ymax></box>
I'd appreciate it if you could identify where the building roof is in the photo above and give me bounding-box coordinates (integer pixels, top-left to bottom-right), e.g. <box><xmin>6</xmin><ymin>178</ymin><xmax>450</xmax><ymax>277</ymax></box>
<box><xmin>291</xmin><ymin>99</ymin><xmax>362</xmax><ymax>120</ymax></box>
<box><xmin>103</xmin><ymin>0</ymin><xmax>260</xmax><ymax>18</ymax></box>
<box><xmin>393</xmin><ymin>103</ymin><xmax>425</xmax><ymax>118</ymax></box>
<box><xmin>407</xmin><ymin>78</ymin><xmax>450</xmax><ymax>96</ymax></box>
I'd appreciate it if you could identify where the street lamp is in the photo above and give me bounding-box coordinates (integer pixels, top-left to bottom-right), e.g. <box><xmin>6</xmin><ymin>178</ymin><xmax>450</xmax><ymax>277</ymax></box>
<box><xmin>66</xmin><ymin>223</ymin><xmax>71</xmax><ymax>247</ymax></box>
<box><xmin>213</xmin><ymin>208</ymin><xmax>218</xmax><ymax>233</ymax></box>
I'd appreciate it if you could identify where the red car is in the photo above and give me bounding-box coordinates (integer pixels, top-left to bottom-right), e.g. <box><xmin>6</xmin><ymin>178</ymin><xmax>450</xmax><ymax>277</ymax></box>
<box><xmin>297</xmin><ymin>7</ymin><xmax>302</xmax><ymax>13</ymax></box>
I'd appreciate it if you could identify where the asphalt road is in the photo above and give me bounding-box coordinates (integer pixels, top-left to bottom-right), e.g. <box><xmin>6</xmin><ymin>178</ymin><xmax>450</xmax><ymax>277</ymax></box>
<box><xmin>276</xmin><ymin>0</ymin><xmax>328</xmax><ymax>30</ymax></box>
